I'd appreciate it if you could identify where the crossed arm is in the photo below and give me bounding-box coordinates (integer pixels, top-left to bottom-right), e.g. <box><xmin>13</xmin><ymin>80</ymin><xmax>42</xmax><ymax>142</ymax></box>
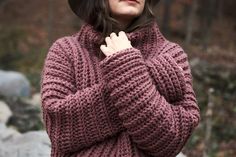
<box><xmin>99</xmin><ymin>42</ymin><xmax>200</xmax><ymax>157</ymax></box>
<box><xmin>41</xmin><ymin>38</ymin><xmax>200</xmax><ymax>156</ymax></box>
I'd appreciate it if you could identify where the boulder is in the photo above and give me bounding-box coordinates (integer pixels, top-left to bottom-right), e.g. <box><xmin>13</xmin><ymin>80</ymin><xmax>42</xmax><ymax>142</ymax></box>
<box><xmin>23</xmin><ymin>93</ymin><xmax>41</xmax><ymax>107</ymax></box>
<box><xmin>3</xmin><ymin>96</ymin><xmax>43</xmax><ymax>133</ymax></box>
<box><xmin>176</xmin><ymin>152</ymin><xmax>187</xmax><ymax>157</ymax></box>
<box><xmin>0</xmin><ymin>123</ymin><xmax>21</xmax><ymax>142</ymax></box>
<box><xmin>0</xmin><ymin>101</ymin><xmax>12</xmax><ymax>124</ymax></box>
<box><xmin>0</xmin><ymin>70</ymin><xmax>31</xmax><ymax>98</ymax></box>
<box><xmin>0</xmin><ymin>123</ymin><xmax>50</xmax><ymax>157</ymax></box>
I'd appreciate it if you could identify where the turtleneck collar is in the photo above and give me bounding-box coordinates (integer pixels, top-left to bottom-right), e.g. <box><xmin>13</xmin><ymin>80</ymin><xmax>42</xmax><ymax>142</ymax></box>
<box><xmin>75</xmin><ymin>20</ymin><xmax>166</xmax><ymax>60</ymax></box>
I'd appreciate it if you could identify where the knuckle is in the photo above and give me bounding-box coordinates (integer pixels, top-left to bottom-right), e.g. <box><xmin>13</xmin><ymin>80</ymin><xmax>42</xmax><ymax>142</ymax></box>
<box><xmin>110</xmin><ymin>32</ymin><xmax>116</xmax><ymax>36</ymax></box>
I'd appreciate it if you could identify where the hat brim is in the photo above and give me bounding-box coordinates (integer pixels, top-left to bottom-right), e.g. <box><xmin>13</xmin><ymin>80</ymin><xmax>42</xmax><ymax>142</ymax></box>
<box><xmin>68</xmin><ymin>0</ymin><xmax>80</xmax><ymax>17</ymax></box>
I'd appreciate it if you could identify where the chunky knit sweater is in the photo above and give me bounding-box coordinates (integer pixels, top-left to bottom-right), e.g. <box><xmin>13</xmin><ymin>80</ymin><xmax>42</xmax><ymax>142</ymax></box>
<box><xmin>40</xmin><ymin>21</ymin><xmax>200</xmax><ymax>157</ymax></box>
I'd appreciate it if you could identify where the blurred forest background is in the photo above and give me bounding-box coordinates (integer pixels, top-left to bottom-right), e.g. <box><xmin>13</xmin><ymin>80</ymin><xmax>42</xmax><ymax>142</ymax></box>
<box><xmin>0</xmin><ymin>0</ymin><xmax>236</xmax><ymax>157</ymax></box>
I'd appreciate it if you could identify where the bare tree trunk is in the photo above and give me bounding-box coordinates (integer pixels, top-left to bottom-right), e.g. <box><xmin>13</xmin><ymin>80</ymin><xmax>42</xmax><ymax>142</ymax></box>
<box><xmin>48</xmin><ymin>0</ymin><xmax>54</xmax><ymax>47</ymax></box>
<box><xmin>216</xmin><ymin>0</ymin><xmax>223</xmax><ymax>21</ymax></box>
<box><xmin>203</xmin><ymin>88</ymin><xmax>214</xmax><ymax>157</ymax></box>
<box><xmin>0</xmin><ymin>0</ymin><xmax>6</xmax><ymax>5</ymax></box>
<box><xmin>185</xmin><ymin>0</ymin><xmax>198</xmax><ymax>45</ymax></box>
<box><xmin>0</xmin><ymin>0</ymin><xmax>11</xmax><ymax>9</ymax></box>
<box><xmin>201</xmin><ymin>0</ymin><xmax>217</xmax><ymax>50</ymax></box>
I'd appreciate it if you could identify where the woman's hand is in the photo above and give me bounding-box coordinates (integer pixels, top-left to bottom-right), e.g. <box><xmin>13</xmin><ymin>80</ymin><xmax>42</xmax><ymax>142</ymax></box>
<box><xmin>100</xmin><ymin>31</ymin><xmax>132</xmax><ymax>57</ymax></box>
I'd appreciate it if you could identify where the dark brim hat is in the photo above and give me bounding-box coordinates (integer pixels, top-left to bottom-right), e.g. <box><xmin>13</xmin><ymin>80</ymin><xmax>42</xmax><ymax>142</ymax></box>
<box><xmin>68</xmin><ymin>0</ymin><xmax>160</xmax><ymax>19</ymax></box>
<box><xmin>68</xmin><ymin>0</ymin><xmax>81</xmax><ymax>18</ymax></box>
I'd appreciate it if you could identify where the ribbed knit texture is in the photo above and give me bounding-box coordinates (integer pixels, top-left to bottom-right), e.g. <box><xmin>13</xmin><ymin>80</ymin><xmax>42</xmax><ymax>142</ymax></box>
<box><xmin>40</xmin><ymin>21</ymin><xmax>200</xmax><ymax>157</ymax></box>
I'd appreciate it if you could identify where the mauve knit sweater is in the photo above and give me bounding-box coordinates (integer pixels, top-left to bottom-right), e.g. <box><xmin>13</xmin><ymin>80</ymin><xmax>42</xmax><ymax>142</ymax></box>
<box><xmin>40</xmin><ymin>21</ymin><xmax>200</xmax><ymax>157</ymax></box>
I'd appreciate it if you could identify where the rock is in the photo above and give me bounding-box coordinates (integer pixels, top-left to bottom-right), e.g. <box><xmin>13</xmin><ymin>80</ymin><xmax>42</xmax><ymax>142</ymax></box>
<box><xmin>3</xmin><ymin>131</ymin><xmax>51</xmax><ymax>157</ymax></box>
<box><xmin>0</xmin><ymin>123</ymin><xmax>50</xmax><ymax>157</ymax></box>
<box><xmin>0</xmin><ymin>70</ymin><xmax>31</xmax><ymax>98</ymax></box>
<box><xmin>23</xmin><ymin>93</ymin><xmax>41</xmax><ymax>107</ymax></box>
<box><xmin>0</xmin><ymin>122</ymin><xmax>187</xmax><ymax>157</ymax></box>
<box><xmin>176</xmin><ymin>152</ymin><xmax>187</xmax><ymax>157</ymax></box>
<box><xmin>0</xmin><ymin>123</ymin><xmax>21</xmax><ymax>142</ymax></box>
<box><xmin>3</xmin><ymin>96</ymin><xmax>43</xmax><ymax>133</ymax></box>
<box><xmin>0</xmin><ymin>101</ymin><xmax>12</xmax><ymax>124</ymax></box>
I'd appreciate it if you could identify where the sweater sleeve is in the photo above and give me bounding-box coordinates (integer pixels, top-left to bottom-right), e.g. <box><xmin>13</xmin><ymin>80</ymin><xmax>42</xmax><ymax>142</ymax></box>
<box><xmin>145</xmin><ymin>42</ymin><xmax>187</xmax><ymax>103</ymax></box>
<box><xmin>40</xmin><ymin>38</ymin><xmax>119</xmax><ymax>155</ymax></box>
<box><xmin>99</xmin><ymin>47</ymin><xmax>200</xmax><ymax>157</ymax></box>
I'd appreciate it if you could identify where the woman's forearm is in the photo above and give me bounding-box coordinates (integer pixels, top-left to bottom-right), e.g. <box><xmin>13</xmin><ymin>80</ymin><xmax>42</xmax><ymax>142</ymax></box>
<box><xmin>99</xmin><ymin>47</ymin><xmax>200</xmax><ymax>157</ymax></box>
<box><xmin>41</xmin><ymin>38</ymin><xmax>122</xmax><ymax>154</ymax></box>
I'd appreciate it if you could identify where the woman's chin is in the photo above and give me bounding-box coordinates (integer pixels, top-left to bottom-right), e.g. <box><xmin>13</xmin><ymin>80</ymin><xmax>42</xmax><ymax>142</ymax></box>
<box><xmin>116</xmin><ymin>10</ymin><xmax>141</xmax><ymax>18</ymax></box>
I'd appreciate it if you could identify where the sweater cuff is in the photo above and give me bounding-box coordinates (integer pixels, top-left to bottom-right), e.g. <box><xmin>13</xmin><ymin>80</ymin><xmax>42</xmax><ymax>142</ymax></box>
<box><xmin>99</xmin><ymin>47</ymin><xmax>144</xmax><ymax>82</ymax></box>
<box><xmin>146</xmin><ymin>53</ymin><xmax>186</xmax><ymax>102</ymax></box>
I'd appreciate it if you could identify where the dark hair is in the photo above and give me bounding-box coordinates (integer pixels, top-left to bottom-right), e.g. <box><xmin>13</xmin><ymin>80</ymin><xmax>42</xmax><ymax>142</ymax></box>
<box><xmin>72</xmin><ymin>0</ymin><xmax>160</xmax><ymax>37</ymax></box>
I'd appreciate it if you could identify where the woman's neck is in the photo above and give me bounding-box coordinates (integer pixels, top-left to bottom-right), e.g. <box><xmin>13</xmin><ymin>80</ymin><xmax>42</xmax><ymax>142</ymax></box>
<box><xmin>114</xmin><ymin>16</ymin><xmax>133</xmax><ymax>30</ymax></box>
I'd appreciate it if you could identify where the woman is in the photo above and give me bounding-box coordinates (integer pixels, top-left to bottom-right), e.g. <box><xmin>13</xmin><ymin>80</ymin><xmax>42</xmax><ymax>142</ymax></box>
<box><xmin>40</xmin><ymin>0</ymin><xmax>200</xmax><ymax>156</ymax></box>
